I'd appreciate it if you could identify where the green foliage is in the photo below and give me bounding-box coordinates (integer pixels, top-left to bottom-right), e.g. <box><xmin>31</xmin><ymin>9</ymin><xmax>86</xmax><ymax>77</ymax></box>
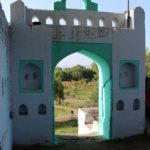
<box><xmin>54</xmin><ymin>75</ymin><xmax>64</xmax><ymax>104</ymax></box>
<box><xmin>89</xmin><ymin>87</ymin><xmax>98</xmax><ymax>103</ymax></box>
<box><xmin>54</xmin><ymin>63</ymin><xmax>99</xmax><ymax>104</ymax></box>
<box><xmin>55</xmin><ymin>119</ymin><xmax>78</xmax><ymax>135</ymax></box>
<box><xmin>146</xmin><ymin>48</ymin><xmax>150</xmax><ymax>77</ymax></box>
<box><xmin>91</xmin><ymin>62</ymin><xmax>99</xmax><ymax>80</ymax></box>
<box><xmin>55</xmin><ymin>106</ymin><xmax>71</xmax><ymax>118</ymax></box>
<box><xmin>55</xmin><ymin>63</ymin><xmax>98</xmax><ymax>82</ymax></box>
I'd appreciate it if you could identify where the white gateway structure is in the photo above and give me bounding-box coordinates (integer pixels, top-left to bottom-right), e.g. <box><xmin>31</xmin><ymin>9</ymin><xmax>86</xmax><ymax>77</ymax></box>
<box><xmin>0</xmin><ymin>0</ymin><xmax>145</xmax><ymax>149</ymax></box>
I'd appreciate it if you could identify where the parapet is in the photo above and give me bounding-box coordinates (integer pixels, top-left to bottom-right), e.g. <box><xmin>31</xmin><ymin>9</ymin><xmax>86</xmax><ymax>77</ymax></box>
<box><xmin>10</xmin><ymin>0</ymin><xmax>145</xmax><ymax>31</ymax></box>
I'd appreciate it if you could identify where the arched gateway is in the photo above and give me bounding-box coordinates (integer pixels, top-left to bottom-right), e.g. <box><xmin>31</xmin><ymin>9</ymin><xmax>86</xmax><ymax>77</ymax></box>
<box><xmin>8</xmin><ymin>0</ymin><xmax>145</xmax><ymax>146</ymax></box>
<box><xmin>51</xmin><ymin>42</ymin><xmax>112</xmax><ymax>140</ymax></box>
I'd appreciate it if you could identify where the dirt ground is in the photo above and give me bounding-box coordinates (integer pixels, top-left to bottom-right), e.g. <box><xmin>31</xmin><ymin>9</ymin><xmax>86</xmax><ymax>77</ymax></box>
<box><xmin>13</xmin><ymin>134</ymin><xmax>150</xmax><ymax>150</ymax></box>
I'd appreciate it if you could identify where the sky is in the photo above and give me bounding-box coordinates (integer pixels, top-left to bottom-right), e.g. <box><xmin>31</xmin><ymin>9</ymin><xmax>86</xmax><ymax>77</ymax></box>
<box><xmin>1</xmin><ymin>0</ymin><xmax>150</xmax><ymax>67</ymax></box>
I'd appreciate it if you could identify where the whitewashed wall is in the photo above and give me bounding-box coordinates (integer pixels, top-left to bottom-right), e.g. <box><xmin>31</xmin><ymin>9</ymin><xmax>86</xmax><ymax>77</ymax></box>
<box><xmin>10</xmin><ymin>0</ymin><xmax>145</xmax><ymax>145</ymax></box>
<box><xmin>0</xmin><ymin>3</ymin><xmax>12</xmax><ymax>150</ymax></box>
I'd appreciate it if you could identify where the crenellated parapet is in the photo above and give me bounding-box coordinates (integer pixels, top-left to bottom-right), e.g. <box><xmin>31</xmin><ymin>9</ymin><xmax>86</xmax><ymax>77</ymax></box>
<box><xmin>10</xmin><ymin>0</ymin><xmax>145</xmax><ymax>34</ymax></box>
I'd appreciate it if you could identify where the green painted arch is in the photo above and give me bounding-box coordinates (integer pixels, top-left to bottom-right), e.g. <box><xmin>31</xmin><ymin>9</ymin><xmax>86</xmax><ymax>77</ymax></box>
<box><xmin>51</xmin><ymin>41</ymin><xmax>112</xmax><ymax>142</ymax></box>
<box><xmin>54</xmin><ymin>0</ymin><xmax>98</xmax><ymax>11</ymax></box>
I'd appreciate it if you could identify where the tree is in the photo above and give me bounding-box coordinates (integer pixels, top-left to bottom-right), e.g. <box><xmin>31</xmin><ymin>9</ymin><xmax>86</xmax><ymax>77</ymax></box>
<box><xmin>71</xmin><ymin>65</ymin><xmax>85</xmax><ymax>81</ymax></box>
<box><xmin>91</xmin><ymin>62</ymin><xmax>99</xmax><ymax>80</ymax></box>
<box><xmin>54</xmin><ymin>77</ymin><xmax>64</xmax><ymax>104</ymax></box>
<box><xmin>54</xmin><ymin>71</ymin><xmax>64</xmax><ymax>104</ymax></box>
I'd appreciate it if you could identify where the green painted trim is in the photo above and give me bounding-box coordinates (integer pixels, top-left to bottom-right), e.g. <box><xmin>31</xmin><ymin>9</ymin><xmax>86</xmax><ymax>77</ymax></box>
<box><xmin>54</xmin><ymin>0</ymin><xmax>98</xmax><ymax>11</ymax></box>
<box><xmin>51</xmin><ymin>41</ymin><xmax>112</xmax><ymax>141</ymax></box>
<box><xmin>54</xmin><ymin>0</ymin><xmax>66</xmax><ymax>10</ymax></box>
<box><xmin>83</xmin><ymin>0</ymin><xmax>98</xmax><ymax>11</ymax></box>
<box><xmin>119</xmin><ymin>60</ymin><xmax>139</xmax><ymax>90</ymax></box>
<box><xmin>19</xmin><ymin>60</ymin><xmax>44</xmax><ymax>93</ymax></box>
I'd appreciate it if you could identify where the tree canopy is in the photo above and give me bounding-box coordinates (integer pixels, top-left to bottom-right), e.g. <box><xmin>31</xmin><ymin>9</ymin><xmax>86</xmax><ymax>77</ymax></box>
<box><xmin>54</xmin><ymin>63</ymin><xmax>99</xmax><ymax>103</ymax></box>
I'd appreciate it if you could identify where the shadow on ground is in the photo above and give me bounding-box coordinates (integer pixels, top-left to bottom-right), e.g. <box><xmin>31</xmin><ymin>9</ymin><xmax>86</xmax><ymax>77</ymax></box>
<box><xmin>13</xmin><ymin>134</ymin><xmax>150</xmax><ymax>150</ymax></box>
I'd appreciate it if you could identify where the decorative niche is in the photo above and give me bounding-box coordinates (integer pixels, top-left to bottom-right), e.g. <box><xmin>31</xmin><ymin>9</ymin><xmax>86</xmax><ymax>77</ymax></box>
<box><xmin>120</xmin><ymin>61</ymin><xmax>139</xmax><ymax>89</ymax></box>
<box><xmin>19</xmin><ymin>60</ymin><xmax>43</xmax><ymax>93</ymax></box>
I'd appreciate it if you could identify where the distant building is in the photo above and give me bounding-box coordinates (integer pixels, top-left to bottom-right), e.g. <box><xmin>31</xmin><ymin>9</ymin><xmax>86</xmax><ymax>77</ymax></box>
<box><xmin>0</xmin><ymin>0</ymin><xmax>145</xmax><ymax>149</ymax></box>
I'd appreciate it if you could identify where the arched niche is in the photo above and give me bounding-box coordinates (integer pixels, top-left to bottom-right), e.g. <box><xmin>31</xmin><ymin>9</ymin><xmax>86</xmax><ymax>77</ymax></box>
<box><xmin>87</xmin><ymin>18</ymin><xmax>93</xmax><ymax>27</ymax></box>
<box><xmin>46</xmin><ymin>17</ymin><xmax>53</xmax><ymax>25</ymax></box>
<box><xmin>120</xmin><ymin>61</ymin><xmax>138</xmax><ymax>89</ymax></box>
<box><xmin>38</xmin><ymin>104</ymin><xmax>47</xmax><ymax>115</ymax></box>
<box><xmin>99</xmin><ymin>18</ymin><xmax>105</xmax><ymax>27</ymax></box>
<box><xmin>133</xmin><ymin>99</ymin><xmax>140</xmax><ymax>111</ymax></box>
<box><xmin>74</xmin><ymin>18</ymin><xmax>80</xmax><ymax>26</ymax></box>
<box><xmin>116</xmin><ymin>100</ymin><xmax>124</xmax><ymax>111</ymax></box>
<box><xmin>59</xmin><ymin>17</ymin><xmax>67</xmax><ymax>26</ymax></box>
<box><xmin>112</xmin><ymin>18</ymin><xmax>118</xmax><ymax>28</ymax></box>
<box><xmin>19</xmin><ymin>104</ymin><xmax>28</xmax><ymax>116</ymax></box>
<box><xmin>19</xmin><ymin>60</ymin><xmax>43</xmax><ymax>92</ymax></box>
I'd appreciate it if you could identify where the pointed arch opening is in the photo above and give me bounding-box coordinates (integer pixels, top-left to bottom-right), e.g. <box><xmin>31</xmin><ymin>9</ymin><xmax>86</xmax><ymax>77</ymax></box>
<box><xmin>112</xmin><ymin>18</ymin><xmax>118</xmax><ymax>28</ymax></box>
<box><xmin>74</xmin><ymin>18</ymin><xmax>80</xmax><ymax>26</ymax></box>
<box><xmin>59</xmin><ymin>18</ymin><xmax>67</xmax><ymax>26</ymax></box>
<box><xmin>46</xmin><ymin>17</ymin><xmax>53</xmax><ymax>25</ymax></box>
<box><xmin>32</xmin><ymin>16</ymin><xmax>41</xmax><ymax>25</ymax></box>
<box><xmin>87</xmin><ymin>18</ymin><xmax>93</xmax><ymax>27</ymax></box>
<box><xmin>99</xmin><ymin>18</ymin><xmax>105</xmax><ymax>27</ymax></box>
<box><xmin>51</xmin><ymin>42</ymin><xmax>112</xmax><ymax>142</ymax></box>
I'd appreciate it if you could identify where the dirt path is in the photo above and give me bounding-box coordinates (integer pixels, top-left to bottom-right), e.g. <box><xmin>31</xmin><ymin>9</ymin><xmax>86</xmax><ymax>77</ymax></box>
<box><xmin>55</xmin><ymin>116</ymin><xmax>77</xmax><ymax>122</ymax></box>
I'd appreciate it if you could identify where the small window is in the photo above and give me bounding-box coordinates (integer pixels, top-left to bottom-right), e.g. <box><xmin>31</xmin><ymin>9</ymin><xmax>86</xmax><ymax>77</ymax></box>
<box><xmin>117</xmin><ymin>100</ymin><xmax>124</xmax><ymax>111</ymax></box>
<box><xmin>133</xmin><ymin>99</ymin><xmax>140</xmax><ymax>111</ymax></box>
<box><xmin>87</xmin><ymin>18</ymin><xmax>93</xmax><ymax>27</ymax></box>
<box><xmin>46</xmin><ymin>17</ymin><xmax>53</xmax><ymax>25</ymax></box>
<box><xmin>19</xmin><ymin>104</ymin><xmax>28</xmax><ymax>116</ymax></box>
<box><xmin>59</xmin><ymin>18</ymin><xmax>67</xmax><ymax>26</ymax></box>
<box><xmin>74</xmin><ymin>18</ymin><xmax>80</xmax><ymax>26</ymax></box>
<box><xmin>39</xmin><ymin>104</ymin><xmax>47</xmax><ymax>115</ymax></box>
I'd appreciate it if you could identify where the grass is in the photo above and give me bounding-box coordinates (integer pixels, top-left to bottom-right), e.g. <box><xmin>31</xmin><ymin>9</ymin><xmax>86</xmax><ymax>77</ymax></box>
<box><xmin>55</xmin><ymin>105</ymin><xmax>71</xmax><ymax>119</ymax></box>
<box><xmin>55</xmin><ymin>119</ymin><xmax>78</xmax><ymax>135</ymax></box>
<box><xmin>54</xmin><ymin>80</ymin><xmax>98</xmax><ymax>135</ymax></box>
<box><xmin>63</xmin><ymin>81</ymin><xmax>98</xmax><ymax>101</ymax></box>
